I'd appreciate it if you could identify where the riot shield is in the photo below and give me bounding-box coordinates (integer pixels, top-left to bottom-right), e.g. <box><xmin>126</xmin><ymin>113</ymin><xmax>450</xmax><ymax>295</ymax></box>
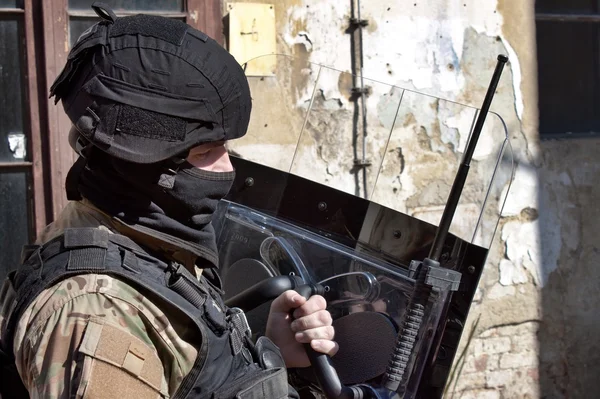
<box><xmin>213</xmin><ymin>54</ymin><xmax>514</xmax><ymax>399</ymax></box>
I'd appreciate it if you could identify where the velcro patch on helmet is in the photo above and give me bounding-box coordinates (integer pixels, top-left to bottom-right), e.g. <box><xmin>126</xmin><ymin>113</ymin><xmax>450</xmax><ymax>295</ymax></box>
<box><xmin>110</xmin><ymin>15</ymin><xmax>188</xmax><ymax>45</ymax></box>
<box><xmin>116</xmin><ymin>105</ymin><xmax>186</xmax><ymax>142</ymax></box>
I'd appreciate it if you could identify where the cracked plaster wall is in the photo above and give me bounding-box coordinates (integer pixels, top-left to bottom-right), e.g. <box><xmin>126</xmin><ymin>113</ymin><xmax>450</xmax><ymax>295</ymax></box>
<box><xmin>223</xmin><ymin>0</ymin><xmax>599</xmax><ymax>397</ymax></box>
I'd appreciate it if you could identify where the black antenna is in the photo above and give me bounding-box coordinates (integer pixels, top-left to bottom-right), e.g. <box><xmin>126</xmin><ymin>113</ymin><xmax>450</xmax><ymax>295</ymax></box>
<box><xmin>382</xmin><ymin>54</ymin><xmax>509</xmax><ymax>394</ymax></box>
<box><xmin>429</xmin><ymin>54</ymin><xmax>508</xmax><ymax>261</ymax></box>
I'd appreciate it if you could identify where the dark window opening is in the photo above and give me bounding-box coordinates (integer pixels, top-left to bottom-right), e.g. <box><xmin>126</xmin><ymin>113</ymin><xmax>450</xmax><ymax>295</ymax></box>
<box><xmin>68</xmin><ymin>0</ymin><xmax>183</xmax><ymax>12</ymax></box>
<box><xmin>535</xmin><ymin>0</ymin><xmax>600</xmax><ymax>137</ymax></box>
<box><xmin>0</xmin><ymin>9</ymin><xmax>33</xmax><ymax>279</ymax></box>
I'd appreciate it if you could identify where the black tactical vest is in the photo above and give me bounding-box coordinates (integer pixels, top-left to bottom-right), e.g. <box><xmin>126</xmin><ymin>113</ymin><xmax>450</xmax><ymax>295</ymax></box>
<box><xmin>0</xmin><ymin>228</ymin><xmax>295</xmax><ymax>399</ymax></box>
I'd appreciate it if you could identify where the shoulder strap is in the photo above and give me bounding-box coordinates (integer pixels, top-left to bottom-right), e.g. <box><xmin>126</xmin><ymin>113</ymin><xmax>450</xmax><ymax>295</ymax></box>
<box><xmin>3</xmin><ymin>227</ymin><xmax>219</xmax><ymax>357</ymax></box>
<box><xmin>2</xmin><ymin>228</ymin><xmax>146</xmax><ymax>356</ymax></box>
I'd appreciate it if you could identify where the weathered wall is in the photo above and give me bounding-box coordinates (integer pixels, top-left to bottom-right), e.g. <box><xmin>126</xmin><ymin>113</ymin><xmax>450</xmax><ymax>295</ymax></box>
<box><xmin>221</xmin><ymin>0</ymin><xmax>600</xmax><ymax>397</ymax></box>
<box><xmin>536</xmin><ymin>139</ymin><xmax>600</xmax><ymax>399</ymax></box>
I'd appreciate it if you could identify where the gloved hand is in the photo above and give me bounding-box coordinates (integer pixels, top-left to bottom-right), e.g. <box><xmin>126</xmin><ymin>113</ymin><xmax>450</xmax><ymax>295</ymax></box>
<box><xmin>265</xmin><ymin>290</ymin><xmax>339</xmax><ymax>368</ymax></box>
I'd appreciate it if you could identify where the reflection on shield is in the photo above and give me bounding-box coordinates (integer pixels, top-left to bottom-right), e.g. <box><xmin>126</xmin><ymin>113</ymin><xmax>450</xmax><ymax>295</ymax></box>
<box><xmin>213</xmin><ymin>55</ymin><xmax>514</xmax><ymax>398</ymax></box>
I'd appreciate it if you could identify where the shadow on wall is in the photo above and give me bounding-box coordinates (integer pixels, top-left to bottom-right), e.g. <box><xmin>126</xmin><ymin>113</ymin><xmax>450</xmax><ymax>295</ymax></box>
<box><xmin>537</xmin><ymin>138</ymin><xmax>600</xmax><ymax>399</ymax></box>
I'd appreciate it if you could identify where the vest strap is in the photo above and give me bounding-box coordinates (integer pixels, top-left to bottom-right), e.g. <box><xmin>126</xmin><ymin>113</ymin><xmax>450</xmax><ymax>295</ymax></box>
<box><xmin>67</xmin><ymin>247</ymin><xmax>106</xmax><ymax>271</ymax></box>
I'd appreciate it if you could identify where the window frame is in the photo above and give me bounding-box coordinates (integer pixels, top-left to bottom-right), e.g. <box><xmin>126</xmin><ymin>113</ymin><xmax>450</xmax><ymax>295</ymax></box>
<box><xmin>39</xmin><ymin>0</ymin><xmax>223</xmax><ymax>221</ymax></box>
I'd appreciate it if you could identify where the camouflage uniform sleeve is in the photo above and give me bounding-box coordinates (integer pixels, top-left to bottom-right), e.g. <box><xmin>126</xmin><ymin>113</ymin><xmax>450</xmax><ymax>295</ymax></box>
<box><xmin>13</xmin><ymin>274</ymin><xmax>198</xmax><ymax>399</ymax></box>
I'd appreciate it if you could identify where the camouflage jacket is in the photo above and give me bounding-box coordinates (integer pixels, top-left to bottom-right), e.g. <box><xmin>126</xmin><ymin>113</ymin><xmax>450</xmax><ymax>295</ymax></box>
<box><xmin>0</xmin><ymin>200</ymin><xmax>201</xmax><ymax>398</ymax></box>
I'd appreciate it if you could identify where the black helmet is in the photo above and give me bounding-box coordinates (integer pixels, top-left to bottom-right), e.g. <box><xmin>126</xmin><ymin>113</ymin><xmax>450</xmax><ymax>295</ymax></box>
<box><xmin>51</xmin><ymin>2</ymin><xmax>251</xmax><ymax>164</ymax></box>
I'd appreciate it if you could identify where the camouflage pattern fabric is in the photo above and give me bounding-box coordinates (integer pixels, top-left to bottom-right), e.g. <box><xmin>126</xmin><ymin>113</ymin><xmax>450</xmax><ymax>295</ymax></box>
<box><xmin>0</xmin><ymin>200</ymin><xmax>200</xmax><ymax>398</ymax></box>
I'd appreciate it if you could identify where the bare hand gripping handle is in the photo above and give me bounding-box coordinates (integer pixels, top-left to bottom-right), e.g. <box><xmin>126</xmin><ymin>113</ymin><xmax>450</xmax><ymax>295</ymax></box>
<box><xmin>293</xmin><ymin>285</ymin><xmax>367</xmax><ymax>399</ymax></box>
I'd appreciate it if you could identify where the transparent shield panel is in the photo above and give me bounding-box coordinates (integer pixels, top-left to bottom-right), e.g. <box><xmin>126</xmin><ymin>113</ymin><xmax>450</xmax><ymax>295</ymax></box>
<box><xmin>238</xmin><ymin>55</ymin><xmax>513</xmax><ymax>250</ymax></box>
<box><xmin>214</xmin><ymin>199</ymin><xmax>455</xmax><ymax>394</ymax></box>
<box><xmin>470</xmin><ymin>112</ymin><xmax>513</xmax><ymax>248</ymax></box>
<box><xmin>370</xmin><ymin>92</ymin><xmax>478</xmax><ymax>217</ymax></box>
<box><xmin>373</xmin><ymin>91</ymin><xmax>512</xmax><ymax>248</ymax></box>
<box><xmin>229</xmin><ymin>55</ymin><xmax>320</xmax><ymax>173</ymax></box>
<box><xmin>289</xmin><ymin>64</ymin><xmax>403</xmax><ymax>199</ymax></box>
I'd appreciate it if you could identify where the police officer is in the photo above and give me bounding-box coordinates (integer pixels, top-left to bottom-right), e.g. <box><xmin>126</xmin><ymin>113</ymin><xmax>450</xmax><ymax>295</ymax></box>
<box><xmin>0</xmin><ymin>3</ymin><xmax>337</xmax><ymax>398</ymax></box>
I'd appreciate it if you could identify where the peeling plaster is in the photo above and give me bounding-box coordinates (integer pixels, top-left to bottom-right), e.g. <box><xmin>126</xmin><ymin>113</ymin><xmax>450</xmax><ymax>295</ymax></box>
<box><xmin>518</xmin><ymin>163</ymin><xmax>585</xmax><ymax>292</ymax></box>
<box><xmin>445</xmin><ymin>108</ymin><xmax>502</xmax><ymax>160</ymax></box>
<box><xmin>283</xmin><ymin>1</ymin><xmax>351</xmax><ymax>69</ymax></box>
<box><xmin>499</xmin><ymin>258</ymin><xmax>528</xmax><ymax>286</ymax></box>
<box><xmin>273</xmin><ymin>0</ymin><xmax>523</xmax><ymax>151</ymax></box>
<box><xmin>244</xmin><ymin>0</ymin><xmax>528</xmax><ymax>260</ymax></box>
<box><xmin>500</xmin><ymin>163</ymin><xmax>538</xmax><ymax>216</ymax></box>
<box><xmin>285</xmin><ymin>31</ymin><xmax>314</xmax><ymax>52</ymax></box>
<box><xmin>276</xmin><ymin>0</ymin><xmax>524</xmax><ymax>228</ymax></box>
<box><xmin>488</xmin><ymin>282</ymin><xmax>517</xmax><ymax>299</ymax></box>
<box><xmin>498</xmin><ymin>39</ymin><xmax>523</xmax><ymax>119</ymax></box>
<box><xmin>501</xmin><ymin>220</ymin><xmax>554</xmax><ymax>287</ymax></box>
<box><xmin>464</xmin><ymin>1</ymin><xmax>524</xmax><ymax>119</ymax></box>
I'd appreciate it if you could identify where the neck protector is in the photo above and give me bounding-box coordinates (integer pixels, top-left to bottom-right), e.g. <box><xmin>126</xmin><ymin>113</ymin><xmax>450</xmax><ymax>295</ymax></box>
<box><xmin>77</xmin><ymin>151</ymin><xmax>235</xmax><ymax>267</ymax></box>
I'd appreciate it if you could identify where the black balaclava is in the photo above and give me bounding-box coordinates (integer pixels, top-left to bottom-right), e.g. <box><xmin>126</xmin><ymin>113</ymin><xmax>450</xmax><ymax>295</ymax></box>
<box><xmin>78</xmin><ymin>149</ymin><xmax>234</xmax><ymax>267</ymax></box>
